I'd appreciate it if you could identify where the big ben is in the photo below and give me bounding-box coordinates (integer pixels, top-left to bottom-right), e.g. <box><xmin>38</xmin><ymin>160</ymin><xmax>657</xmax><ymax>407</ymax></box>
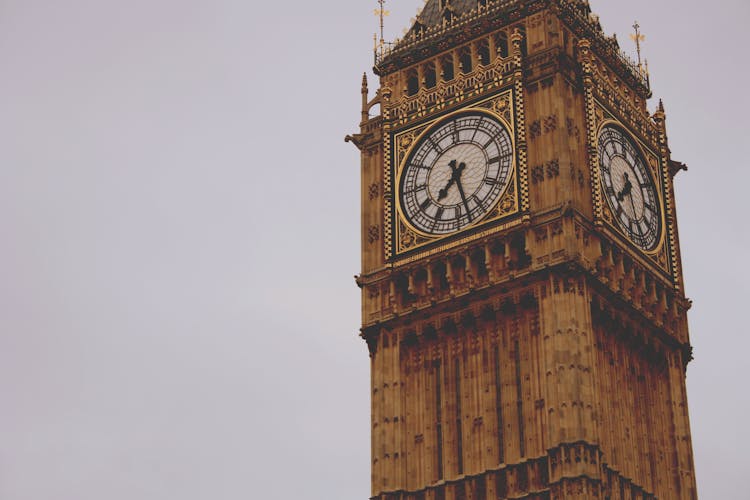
<box><xmin>347</xmin><ymin>0</ymin><xmax>698</xmax><ymax>498</ymax></box>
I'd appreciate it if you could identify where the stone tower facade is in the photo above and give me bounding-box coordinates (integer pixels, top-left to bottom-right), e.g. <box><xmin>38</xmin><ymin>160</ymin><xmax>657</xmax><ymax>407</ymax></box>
<box><xmin>348</xmin><ymin>1</ymin><xmax>698</xmax><ymax>498</ymax></box>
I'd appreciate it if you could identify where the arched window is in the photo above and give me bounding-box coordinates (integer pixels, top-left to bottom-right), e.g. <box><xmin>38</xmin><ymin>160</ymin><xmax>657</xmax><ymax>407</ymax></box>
<box><xmin>477</xmin><ymin>39</ymin><xmax>491</xmax><ymax>66</ymax></box>
<box><xmin>458</xmin><ymin>47</ymin><xmax>472</xmax><ymax>74</ymax></box>
<box><xmin>494</xmin><ymin>32</ymin><xmax>509</xmax><ymax>58</ymax></box>
<box><xmin>423</xmin><ymin>62</ymin><xmax>437</xmax><ymax>89</ymax></box>
<box><xmin>406</xmin><ymin>69</ymin><xmax>419</xmax><ymax>96</ymax></box>
<box><xmin>515</xmin><ymin>26</ymin><xmax>528</xmax><ymax>57</ymax></box>
<box><xmin>440</xmin><ymin>55</ymin><xmax>454</xmax><ymax>82</ymax></box>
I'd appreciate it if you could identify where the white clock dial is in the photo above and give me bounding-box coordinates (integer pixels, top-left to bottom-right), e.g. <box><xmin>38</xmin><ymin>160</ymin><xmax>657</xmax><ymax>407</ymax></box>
<box><xmin>598</xmin><ymin>124</ymin><xmax>661</xmax><ymax>250</ymax></box>
<box><xmin>399</xmin><ymin>111</ymin><xmax>514</xmax><ymax>235</ymax></box>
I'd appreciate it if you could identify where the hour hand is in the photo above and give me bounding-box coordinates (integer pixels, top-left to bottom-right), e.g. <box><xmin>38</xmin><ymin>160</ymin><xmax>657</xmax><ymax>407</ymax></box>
<box><xmin>616</xmin><ymin>173</ymin><xmax>632</xmax><ymax>202</ymax></box>
<box><xmin>438</xmin><ymin>160</ymin><xmax>459</xmax><ymax>201</ymax></box>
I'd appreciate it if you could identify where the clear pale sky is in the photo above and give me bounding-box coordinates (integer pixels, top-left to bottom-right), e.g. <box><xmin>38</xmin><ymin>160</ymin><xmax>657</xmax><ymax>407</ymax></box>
<box><xmin>0</xmin><ymin>0</ymin><xmax>747</xmax><ymax>498</ymax></box>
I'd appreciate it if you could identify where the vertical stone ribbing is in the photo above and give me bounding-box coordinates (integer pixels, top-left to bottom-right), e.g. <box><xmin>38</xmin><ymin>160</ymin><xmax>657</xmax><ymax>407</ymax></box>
<box><xmin>494</xmin><ymin>344</ymin><xmax>504</xmax><ymax>464</ymax></box>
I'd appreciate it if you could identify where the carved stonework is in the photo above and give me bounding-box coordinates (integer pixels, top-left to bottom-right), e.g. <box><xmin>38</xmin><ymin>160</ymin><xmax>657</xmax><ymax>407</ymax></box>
<box><xmin>368</xmin><ymin>182</ymin><xmax>380</xmax><ymax>200</ymax></box>
<box><xmin>546</xmin><ymin>159</ymin><xmax>560</xmax><ymax>178</ymax></box>
<box><xmin>531</xmin><ymin>165</ymin><xmax>544</xmax><ymax>184</ymax></box>
<box><xmin>544</xmin><ymin>114</ymin><xmax>558</xmax><ymax>133</ymax></box>
<box><xmin>368</xmin><ymin>225</ymin><xmax>380</xmax><ymax>244</ymax></box>
<box><xmin>529</xmin><ymin>120</ymin><xmax>542</xmax><ymax>139</ymax></box>
<box><xmin>496</xmin><ymin>182</ymin><xmax>518</xmax><ymax>218</ymax></box>
<box><xmin>589</xmin><ymin>100</ymin><xmax>672</xmax><ymax>278</ymax></box>
<box><xmin>388</xmin><ymin>88</ymin><xmax>522</xmax><ymax>260</ymax></box>
<box><xmin>488</xmin><ymin>94</ymin><xmax>512</xmax><ymax>123</ymax></box>
<box><xmin>356</xmin><ymin>2</ymin><xmax>696</xmax><ymax>498</ymax></box>
<box><xmin>397</xmin><ymin>132</ymin><xmax>416</xmax><ymax>159</ymax></box>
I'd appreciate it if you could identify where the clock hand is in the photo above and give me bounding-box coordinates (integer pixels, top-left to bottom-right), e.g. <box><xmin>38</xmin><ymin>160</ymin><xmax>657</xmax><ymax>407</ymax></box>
<box><xmin>616</xmin><ymin>172</ymin><xmax>633</xmax><ymax>202</ymax></box>
<box><xmin>454</xmin><ymin>162</ymin><xmax>472</xmax><ymax>222</ymax></box>
<box><xmin>627</xmin><ymin>189</ymin><xmax>638</xmax><ymax>221</ymax></box>
<box><xmin>438</xmin><ymin>159</ymin><xmax>459</xmax><ymax>201</ymax></box>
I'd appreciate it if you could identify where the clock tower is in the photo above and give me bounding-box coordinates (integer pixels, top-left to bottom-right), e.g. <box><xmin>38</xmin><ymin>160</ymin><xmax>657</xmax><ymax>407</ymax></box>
<box><xmin>348</xmin><ymin>1</ymin><xmax>698</xmax><ymax>498</ymax></box>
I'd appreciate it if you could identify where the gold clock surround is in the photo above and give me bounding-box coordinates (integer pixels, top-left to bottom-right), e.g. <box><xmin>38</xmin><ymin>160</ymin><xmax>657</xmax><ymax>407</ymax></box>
<box><xmin>595</xmin><ymin>119</ymin><xmax>667</xmax><ymax>256</ymax></box>
<box><xmin>389</xmin><ymin>90</ymin><xmax>523</xmax><ymax>260</ymax></box>
<box><xmin>586</xmin><ymin>98</ymin><xmax>674</xmax><ymax>279</ymax></box>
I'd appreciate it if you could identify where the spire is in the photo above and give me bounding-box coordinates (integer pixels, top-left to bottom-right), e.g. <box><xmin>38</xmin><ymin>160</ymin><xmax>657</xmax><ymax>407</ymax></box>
<box><xmin>630</xmin><ymin>21</ymin><xmax>646</xmax><ymax>70</ymax></box>
<box><xmin>374</xmin><ymin>0</ymin><xmax>390</xmax><ymax>59</ymax></box>
<box><xmin>361</xmin><ymin>73</ymin><xmax>369</xmax><ymax>124</ymax></box>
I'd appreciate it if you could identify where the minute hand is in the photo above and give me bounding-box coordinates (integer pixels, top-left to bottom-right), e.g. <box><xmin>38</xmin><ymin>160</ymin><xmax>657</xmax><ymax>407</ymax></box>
<box><xmin>455</xmin><ymin>172</ymin><xmax>472</xmax><ymax>222</ymax></box>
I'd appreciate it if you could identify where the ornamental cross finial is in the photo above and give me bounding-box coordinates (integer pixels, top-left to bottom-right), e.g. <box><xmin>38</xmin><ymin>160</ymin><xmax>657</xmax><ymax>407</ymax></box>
<box><xmin>630</xmin><ymin>20</ymin><xmax>646</xmax><ymax>70</ymax></box>
<box><xmin>374</xmin><ymin>0</ymin><xmax>390</xmax><ymax>55</ymax></box>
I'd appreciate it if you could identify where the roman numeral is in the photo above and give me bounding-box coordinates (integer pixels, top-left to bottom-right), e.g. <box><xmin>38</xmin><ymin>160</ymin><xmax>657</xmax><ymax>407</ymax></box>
<box><xmin>420</xmin><ymin>198</ymin><xmax>431</xmax><ymax>211</ymax></box>
<box><xmin>406</xmin><ymin>185</ymin><xmax>427</xmax><ymax>195</ymax></box>
<box><xmin>428</xmin><ymin>136</ymin><xmax>443</xmax><ymax>153</ymax></box>
<box><xmin>488</xmin><ymin>152</ymin><xmax>512</xmax><ymax>165</ymax></box>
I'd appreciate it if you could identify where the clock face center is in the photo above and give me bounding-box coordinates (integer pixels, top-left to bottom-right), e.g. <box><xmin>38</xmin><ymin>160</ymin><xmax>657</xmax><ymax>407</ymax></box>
<box><xmin>610</xmin><ymin>155</ymin><xmax>645</xmax><ymax>220</ymax></box>
<box><xmin>427</xmin><ymin>143</ymin><xmax>486</xmax><ymax>206</ymax></box>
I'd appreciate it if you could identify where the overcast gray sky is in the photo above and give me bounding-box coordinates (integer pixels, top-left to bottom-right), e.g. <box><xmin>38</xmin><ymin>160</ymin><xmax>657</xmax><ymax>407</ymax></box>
<box><xmin>0</xmin><ymin>0</ymin><xmax>747</xmax><ymax>498</ymax></box>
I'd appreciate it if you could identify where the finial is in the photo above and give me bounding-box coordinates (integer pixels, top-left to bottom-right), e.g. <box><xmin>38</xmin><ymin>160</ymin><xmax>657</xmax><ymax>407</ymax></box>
<box><xmin>658</xmin><ymin>99</ymin><xmax>664</xmax><ymax>113</ymax></box>
<box><xmin>630</xmin><ymin>21</ymin><xmax>646</xmax><ymax>70</ymax></box>
<box><xmin>374</xmin><ymin>0</ymin><xmax>390</xmax><ymax>58</ymax></box>
<box><xmin>362</xmin><ymin>72</ymin><xmax>368</xmax><ymax>92</ymax></box>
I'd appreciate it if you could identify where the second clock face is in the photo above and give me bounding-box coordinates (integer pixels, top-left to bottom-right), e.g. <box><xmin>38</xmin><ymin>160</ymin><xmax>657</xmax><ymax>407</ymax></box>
<box><xmin>598</xmin><ymin>124</ymin><xmax>661</xmax><ymax>251</ymax></box>
<box><xmin>399</xmin><ymin>111</ymin><xmax>514</xmax><ymax>235</ymax></box>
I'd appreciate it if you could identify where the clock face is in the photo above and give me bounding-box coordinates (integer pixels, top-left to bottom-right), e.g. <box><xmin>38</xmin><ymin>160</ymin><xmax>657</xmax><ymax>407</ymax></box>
<box><xmin>399</xmin><ymin>111</ymin><xmax>514</xmax><ymax>235</ymax></box>
<box><xmin>598</xmin><ymin>124</ymin><xmax>661</xmax><ymax>250</ymax></box>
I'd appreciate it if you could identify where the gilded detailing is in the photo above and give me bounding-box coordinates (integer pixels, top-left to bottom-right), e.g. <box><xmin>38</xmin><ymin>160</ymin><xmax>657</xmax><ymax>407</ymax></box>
<box><xmin>653</xmin><ymin>103</ymin><xmax>682</xmax><ymax>293</ymax></box>
<box><xmin>511</xmin><ymin>28</ymin><xmax>530</xmax><ymax>218</ymax></box>
<box><xmin>595</xmin><ymin>119</ymin><xmax>666</xmax><ymax>256</ymax></box>
<box><xmin>389</xmin><ymin>91</ymin><xmax>523</xmax><ymax>260</ymax></box>
<box><xmin>591</xmin><ymin>114</ymin><xmax>671</xmax><ymax>280</ymax></box>
<box><xmin>384</xmin><ymin>55</ymin><xmax>516</xmax><ymax>128</ymax></box>
<box><xmin>353</xmin><ymin>1</ymin><xmax>697</xmax><ymax>498</ymax></box>
<box><xmin>579</xmin><ymin>31</ymin><xmax>676</xmax><ymax>283</ymax></box>
<box><xmin>376</xmin><ymin>0</ymin><xmax>649</xmax><ymax>98</ymax></box>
